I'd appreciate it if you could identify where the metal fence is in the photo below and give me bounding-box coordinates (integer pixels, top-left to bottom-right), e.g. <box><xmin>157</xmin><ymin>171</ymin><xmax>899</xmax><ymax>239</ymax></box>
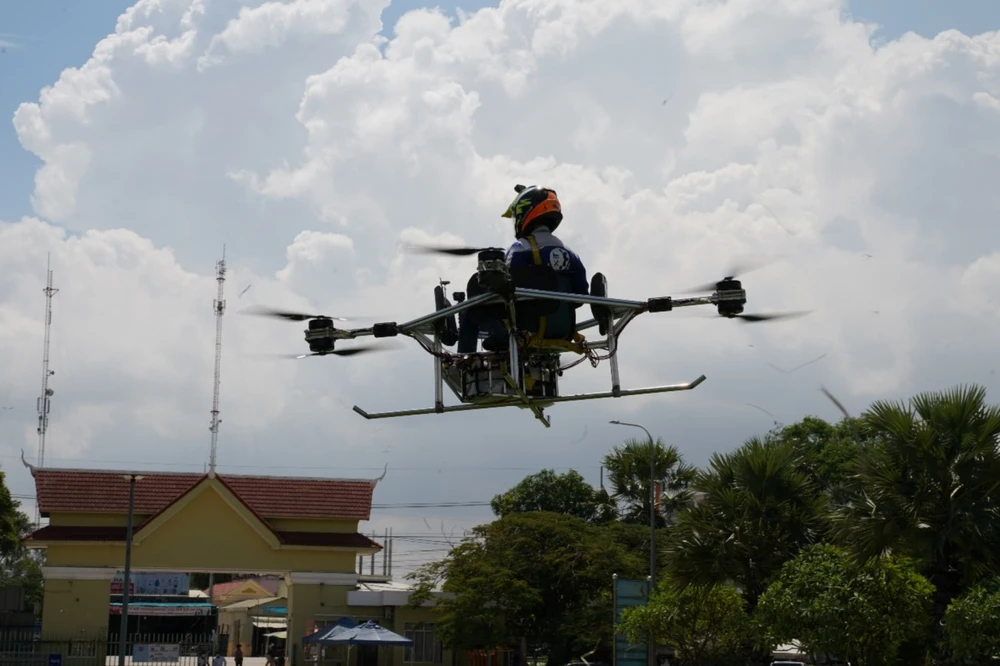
<box><xmin>106</xmin><ymin>632</ymin><xmax>220</xmax><ymax>665</ymax></box>
<box><xmin>0</xmin><ymin>631</ymin><xmax>223</xmax><ymax>666</ymax></box>
<box><xmin>0</xmin><ymin>630</ymin><xmax>103</xmax><ymax>666</ymax></box>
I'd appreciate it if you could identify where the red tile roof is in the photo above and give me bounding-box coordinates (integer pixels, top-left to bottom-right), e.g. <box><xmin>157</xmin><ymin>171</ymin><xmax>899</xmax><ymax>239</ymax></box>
<box><xmin>27</xmin><ymin>524</ymin><xmax>382</xmax><ymax>550</ymax></box>
<box><xmin>209</xmin><ymin>578</ymin><xmax>281</xmax><ymax>598</ymax></box>
<box><xmin>33</xmin><ymin>468</ymin><xmax>377</xmax><ymax>520</ymax></box>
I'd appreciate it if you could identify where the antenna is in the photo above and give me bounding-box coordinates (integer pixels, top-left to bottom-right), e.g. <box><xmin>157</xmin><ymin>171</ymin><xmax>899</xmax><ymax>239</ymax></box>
<box><xmin>35</xmin><ymin>254</ymin><xmax>58</xmax><ymax>526</ymax></box>
<box><xmin>208</xmin><ymin>246</ymin><xmax>226</xmax><ymax>475</ymax></box>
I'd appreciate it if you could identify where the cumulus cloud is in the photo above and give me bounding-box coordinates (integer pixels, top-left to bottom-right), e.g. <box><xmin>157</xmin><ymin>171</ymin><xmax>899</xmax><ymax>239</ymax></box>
<box><xmin>3</xmin><ymin>0</ymin><xmax>1000</xmax><ymax>573</ymax></box>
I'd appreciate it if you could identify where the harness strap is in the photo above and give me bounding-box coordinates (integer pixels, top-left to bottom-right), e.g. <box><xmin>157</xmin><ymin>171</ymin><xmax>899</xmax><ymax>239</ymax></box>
<box><xmin>526</xmin><ymin>235</ymin><xmax>547</xmax><ymax>345</ymax></box>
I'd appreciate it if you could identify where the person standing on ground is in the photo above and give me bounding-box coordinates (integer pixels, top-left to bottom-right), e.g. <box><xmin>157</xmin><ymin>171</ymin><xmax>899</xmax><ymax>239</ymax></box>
<box><xmin>234</xmin><ymin>644</ymin><xmax>243</xmax><ymax>666</ymax></box>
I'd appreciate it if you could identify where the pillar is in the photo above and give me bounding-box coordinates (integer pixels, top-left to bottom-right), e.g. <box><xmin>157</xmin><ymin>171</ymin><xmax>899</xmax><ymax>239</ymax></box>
<box><xmin>40</xmin><ymin>566</ymin><xmax>116</xmax><ymax>663</ymax></box>
<box><xmin>285</xmin><ymin>572</ymin><xmax>359</xmax><ymax>666</ymax></box>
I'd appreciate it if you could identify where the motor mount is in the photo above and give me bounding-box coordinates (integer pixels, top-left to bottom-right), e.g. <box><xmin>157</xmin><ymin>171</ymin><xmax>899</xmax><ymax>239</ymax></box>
<box><xmin>304</xmin><ymin>316</ymin><xmax>338</xmax><ymax>354</ymax></box>
<box><xmin>715</xmin><ymin>278</ymin><xmax>747</xmax><ymax>318</ymax></box>
<box><xmin>477</xmin><ymin>249</ymin><xmax>510</xmax><ymax>293</ymax></box>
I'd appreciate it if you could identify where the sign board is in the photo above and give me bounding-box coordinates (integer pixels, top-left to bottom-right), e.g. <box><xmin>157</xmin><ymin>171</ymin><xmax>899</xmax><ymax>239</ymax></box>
<box><xmin>47</xmin><ymin>654</ymin><xmax>62</xmax><ymax>666</ymax></box>
<box><xmin>133</xmin><ymin>644</ymin><xmax>181</xmax><ymax>663</ymax></box>
<box><xmin>613</xmin><ymin>577</ymin><xmax>650</xmax><ymax>666</ymax></box>
<box><xmin>111</xmin><ymin>572</ymin><xmax>190</xmax><ymax>596</ymax></box>
<box><xmin>110</xmin><ymin>604</ymin><xmax>213</xmax><ymax>617</ymax></box>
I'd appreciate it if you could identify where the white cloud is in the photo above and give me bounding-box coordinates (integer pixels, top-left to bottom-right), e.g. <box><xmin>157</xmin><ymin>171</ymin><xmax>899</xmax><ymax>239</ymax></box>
<box><xmin>3</xmin><ymin>0</ymin><xmax>1000</xmax><ymax>574</ymax></box>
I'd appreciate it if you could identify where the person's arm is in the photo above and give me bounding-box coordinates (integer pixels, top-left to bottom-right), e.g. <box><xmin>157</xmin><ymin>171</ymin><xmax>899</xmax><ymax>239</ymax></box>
<box><xmin>571</xmin><ymin>252</ymin><xmax>589</xmax><ymax>296</ymax></box>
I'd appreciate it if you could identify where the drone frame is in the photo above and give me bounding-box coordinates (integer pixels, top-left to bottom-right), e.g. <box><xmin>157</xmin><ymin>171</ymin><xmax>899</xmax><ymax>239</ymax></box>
<box><xmin>300</xmin><ymin>278</ymin><xmax>749</xmax><ymax>427</ymax></box>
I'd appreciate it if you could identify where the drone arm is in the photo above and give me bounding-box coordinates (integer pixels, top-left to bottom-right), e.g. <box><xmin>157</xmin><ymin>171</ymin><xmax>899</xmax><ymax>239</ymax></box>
<box><xmin>396</xmin><ymin>291</ymin><xmax>503</xmax><ymax>335</ymax></box>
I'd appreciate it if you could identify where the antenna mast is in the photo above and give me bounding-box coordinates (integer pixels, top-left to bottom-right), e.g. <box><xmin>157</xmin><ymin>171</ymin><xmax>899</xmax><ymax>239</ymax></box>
<box><xmin>35</xmin><ymin>254</ymin><xmax>58</xmax><ymax>526</ymax></box>
<box><xmin>209</xmin><ymin>246</ymin><xmax>226</xmax><ymax>475</ymax></box>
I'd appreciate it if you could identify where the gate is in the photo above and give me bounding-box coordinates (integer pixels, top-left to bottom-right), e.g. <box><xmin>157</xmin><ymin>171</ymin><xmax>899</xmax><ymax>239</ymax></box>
<box><xmin>0</xmin><ymin>630</ymin><xmax>103</xmax><ymax>666</ymax></box>
<box><xmin>107</xmin><ymin>632</ymin><xmax>218</xmax><ymax>665</ymax></box>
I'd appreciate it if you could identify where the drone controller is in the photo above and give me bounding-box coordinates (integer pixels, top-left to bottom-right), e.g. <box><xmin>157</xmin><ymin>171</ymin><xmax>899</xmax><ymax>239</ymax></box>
<box><xmin>714</xmin><ymin>278</ymin><xmax>747</xmax><ymax>317</ymax></box>
<box><xmin>476</xmin><ymin>249</ymin><xmax>510</xmax><ymax>292</ymax></box>
<box><xmin>303</xmin><ymin>316</ymin><xmax>338</xmax><ymax>354</ymax></box>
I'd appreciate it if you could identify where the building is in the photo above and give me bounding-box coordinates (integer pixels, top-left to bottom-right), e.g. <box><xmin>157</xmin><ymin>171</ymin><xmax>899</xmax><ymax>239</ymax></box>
<box><xmin>21</xmin><ymin>463</ymin><xmax>452</xmax><ymax>666</ymax></box>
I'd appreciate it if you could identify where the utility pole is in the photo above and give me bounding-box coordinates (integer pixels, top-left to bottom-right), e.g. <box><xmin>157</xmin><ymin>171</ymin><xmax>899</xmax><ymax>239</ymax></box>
<box><xmin>209</xmin><ymin>247</ymin><xmax>226</xmax><ymax>475</ymax></box>
<box><xmin>118</xmin><ymin>473</ymin><xmax>142</xmax><ymax>666</ymax></box>
<box><xmin>35</xmin><ymin>254</ymin><xmax>58</xmax><ymax>527</ymax></box>
<box><xmin>610</xmin><ymin>420</ymin><xmax>657</xmax><ymax>666</ymax></box>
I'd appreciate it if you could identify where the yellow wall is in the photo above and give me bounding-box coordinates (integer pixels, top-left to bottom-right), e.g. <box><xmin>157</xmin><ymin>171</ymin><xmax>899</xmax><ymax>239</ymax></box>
<box><xmin>40</xmin><ymin>578</ymin><xmax>112</xmax><ymax>663</ymax></box>
<box><xmin>41</xmin><ymin>486</ymin><xmax>360</xmax><ymax>573</ymax></box>
<box><xmin>47</xmin><ymin>511</ymin><xmax>143</xmax><ymax>527</ymax></box>
<box><xmin>269</xmin><ymin>518</ymin><xmax>358</xmax><ymax>533</ymax></box>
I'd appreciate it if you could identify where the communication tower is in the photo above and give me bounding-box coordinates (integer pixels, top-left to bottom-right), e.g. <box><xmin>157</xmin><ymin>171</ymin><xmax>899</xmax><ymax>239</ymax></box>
<box><xmin>209</xmin><ymin>247</ymin><xmax>226</xmax><ymax>475</ymax></box>
<box><xmin>35</xmin><ymin>254</ymin><xmax>58</xmax><ymax>526</ymax></box>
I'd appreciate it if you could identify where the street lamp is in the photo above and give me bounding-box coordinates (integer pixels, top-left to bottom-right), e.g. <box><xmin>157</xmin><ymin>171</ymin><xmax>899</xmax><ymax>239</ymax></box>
<box><xmin>118</xmin><ymin>474</ymin><xmax>143</xmax><ymax>666</ymax></box>
<box><xmin>609</xmin><ymin>420</ymin><xmax>657</xmax><ymax>666</ymax></box>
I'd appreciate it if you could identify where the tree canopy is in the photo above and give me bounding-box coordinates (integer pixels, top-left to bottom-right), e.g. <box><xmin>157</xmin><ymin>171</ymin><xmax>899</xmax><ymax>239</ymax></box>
<box><xmin>412</xmin><ymin>383</ymin><xmax>1000</xmax><ymax>666</ymax></box>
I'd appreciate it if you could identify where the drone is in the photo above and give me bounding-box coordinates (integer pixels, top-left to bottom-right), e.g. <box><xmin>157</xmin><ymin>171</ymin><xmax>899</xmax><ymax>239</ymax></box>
<box><xmin>246</xmin><ymin>246</ymin><xmax>805</xmax><ymax>427</ymax></box>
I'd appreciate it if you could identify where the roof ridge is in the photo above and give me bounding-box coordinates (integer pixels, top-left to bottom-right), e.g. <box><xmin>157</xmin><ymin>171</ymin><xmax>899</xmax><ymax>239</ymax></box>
<box><xmin>34</xmin><ymin>466</ymin><xmax>380</xmax><ymax>484</ymax></box>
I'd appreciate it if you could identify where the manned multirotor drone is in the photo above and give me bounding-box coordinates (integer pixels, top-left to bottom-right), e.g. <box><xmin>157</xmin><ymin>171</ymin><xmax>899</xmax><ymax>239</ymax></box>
<box><xmin>246</xmin><ymin>248</ymin><xmax>806</xmax><ymax>427</ymax></box>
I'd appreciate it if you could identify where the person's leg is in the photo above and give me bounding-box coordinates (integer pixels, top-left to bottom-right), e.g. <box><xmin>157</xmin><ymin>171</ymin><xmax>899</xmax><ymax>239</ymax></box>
<box><xmin>457</xmin><ymin>273</ymin><xmax>482</xmax><ymax>353</ymax></box>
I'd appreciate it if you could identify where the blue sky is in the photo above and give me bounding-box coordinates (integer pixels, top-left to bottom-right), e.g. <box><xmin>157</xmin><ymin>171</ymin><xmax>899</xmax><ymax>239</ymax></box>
<box><xmin>1</xmin><ymin>0</ymin><xmax>998</xmax><ymax>225</ymax></box>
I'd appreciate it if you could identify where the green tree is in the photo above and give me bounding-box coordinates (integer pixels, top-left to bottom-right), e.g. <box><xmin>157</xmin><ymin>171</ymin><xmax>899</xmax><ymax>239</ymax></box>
<box><xmin>619</xmin><ymin>580</ymin><xmax>746</xmax><ymax>666</ymax></box>
<box><xmin>943</xmin><ymin>577</ymin><xmax>1000</xmax><ymax>664</ymax></box>
<box><xmin>0</xmin><ymin>467</ymin><xmax>44</xmax><ymax>612</ymax></box>
<box><xmin>409</xmin><ymin>511</ymin><xmax>643</xmax><ymax>664</ymax></box>
<box><xmin>831</xmin><ymin>385</ymin><xmax>1000</xmax><ymax>648</ymax></box>
<box><xmin>602</xmin><ymin>437</ymin><xmax>696</xmax><ymax>526</ymax></box>
<box><xmin>490</xmin><ymin>469</ymin><xmax>615</xmax><ymax>523</ymax></box>
<box><xmin>765</xmin><ymin>416</ymin><xmax>873</xmax><ymax>507</ymax></box>
<box><xmin>755</xmin><ymin>544</ymin><xmax>933</xmax><ymax>666</ymax></box>
<box><xmin>664</xmin><ymin>437</ymin><xmax>828</xmax><ymax>611</ymax></box>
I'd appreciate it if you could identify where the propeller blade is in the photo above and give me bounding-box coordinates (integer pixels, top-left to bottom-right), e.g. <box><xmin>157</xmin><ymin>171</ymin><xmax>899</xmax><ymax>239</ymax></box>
<box><xmin>678</xmin><ymin>255</ymin><xmax>776</xmax><ymax>293</ymax></box>
<box><xmin>240</xmin><ymin>305</ymin><xmax>350</xmax><ymax>322</ymax></box>
<box><xmin>730</xmin><ymin>311</ymin><xmax>811</xmax><ymax>323</ymax></box>
<box><xmin>403</xmin><ymin>243</ymin><xmax>501</xmax><ymax>257</ymax></box>
<box><xmin>820</xmin><ymin>386</ymin><xmax>851</xmax><ymax>420</ymax></box>
<box><xmin>248</xmin><ymin>344</ymin><xmax>391</xmax><ymax>360</ymax></box>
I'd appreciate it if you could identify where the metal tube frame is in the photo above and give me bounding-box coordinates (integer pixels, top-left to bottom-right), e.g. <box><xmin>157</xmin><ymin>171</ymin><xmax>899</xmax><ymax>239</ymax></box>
<box><xmin>344</xmin><ymin>285</ymin><xmax>722</xmax><ymax>426</ymax></box>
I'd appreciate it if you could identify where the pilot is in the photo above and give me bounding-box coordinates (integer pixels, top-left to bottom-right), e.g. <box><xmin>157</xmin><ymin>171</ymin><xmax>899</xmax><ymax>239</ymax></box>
<box><xmin>457</xmin><ymin>184</ymin><xmax>588</xmax><ymax>353</ymax></box>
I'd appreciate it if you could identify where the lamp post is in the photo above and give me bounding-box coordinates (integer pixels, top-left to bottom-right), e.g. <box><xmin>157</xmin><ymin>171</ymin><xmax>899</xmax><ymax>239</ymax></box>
<box><xmin>118</xmin><ymin>474</ymin><xmax>143</xmax><ymax>666</ymax></box>
<box><xmin>609</xmin><ymin>420</ymin><xmax>657</xmax><ymax>666</ymax></box>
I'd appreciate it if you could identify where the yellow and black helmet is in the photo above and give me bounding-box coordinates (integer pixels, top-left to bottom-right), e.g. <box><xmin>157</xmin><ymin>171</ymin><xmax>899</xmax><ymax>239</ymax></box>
<box><xmin>501</xmin><ymin>184</ymin><xmax>563</xmax><ymax>239</ymax></box>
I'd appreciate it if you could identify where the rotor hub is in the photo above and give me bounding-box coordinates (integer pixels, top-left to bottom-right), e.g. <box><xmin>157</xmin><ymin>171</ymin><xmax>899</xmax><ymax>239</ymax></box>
<box><xmin>715</xmin><ymin>278</ymin><xmax>747</xmax><ymax>317</ymax></box>
<box><xmin>305</xmin><ymin>316</ymin><xmax>337</xmax><ymax>353</ymax></box>
<box><xmin>477</xmin><ymin>249</ymin><xmax>510</xmax><ymax>293</ymax></box>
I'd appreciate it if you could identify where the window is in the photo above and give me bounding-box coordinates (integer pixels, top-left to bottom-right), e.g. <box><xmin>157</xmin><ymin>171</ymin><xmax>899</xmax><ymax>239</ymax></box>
<box><xmin>404</xmin><ymin>622</ymin><xmax>443</xmax><ymax>664</ymax></box>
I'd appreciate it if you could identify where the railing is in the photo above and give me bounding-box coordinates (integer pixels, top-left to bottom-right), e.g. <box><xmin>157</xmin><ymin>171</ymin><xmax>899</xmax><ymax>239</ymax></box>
<box><xmin>0</xmin><ymin>630</ymin><xmax>102</xmax><ymax>666</ymax></box>
<box><xmin>0</xmin><ymin>630</ymin><xmax>226</xmax><ymax>666</ymax></box>
<box><xmin>106</xmin><ymin>632</ymin><xmax>221</xmax><ymax>665</ymax></box>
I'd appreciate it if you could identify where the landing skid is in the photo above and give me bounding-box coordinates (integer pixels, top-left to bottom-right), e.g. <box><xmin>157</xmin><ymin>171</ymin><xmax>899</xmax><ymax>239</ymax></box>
<box><xmin>353</xmin><ymin>375</ymin><xmax>707</xmax><ymax>427</ymax></box>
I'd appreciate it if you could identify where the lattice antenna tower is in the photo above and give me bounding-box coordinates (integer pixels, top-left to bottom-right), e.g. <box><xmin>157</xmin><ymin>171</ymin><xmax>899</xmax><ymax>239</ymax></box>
<box><xmin>35</xmin><ymin>254</ymin><xmax>58</xmax><ymax>526</ymax></box>
<box><xmin>209</xmin><ymin>246</ymin><xmax>226</xmax><ymax>475</ymax></box>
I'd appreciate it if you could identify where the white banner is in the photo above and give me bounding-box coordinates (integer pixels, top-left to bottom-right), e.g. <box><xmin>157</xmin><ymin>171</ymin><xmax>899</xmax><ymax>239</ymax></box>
<box><xmin>133</xmin><ymin>644</ymin><xmax>180</xmax><ymax>663</ymax></box>
<box><xmin>112</xmin><ymin>572</ymin><xmax>190</xmax><ymax>596</ymax></box>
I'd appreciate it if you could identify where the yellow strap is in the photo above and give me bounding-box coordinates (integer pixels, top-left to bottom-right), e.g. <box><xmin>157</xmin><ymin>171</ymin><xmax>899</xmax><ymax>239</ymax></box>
<box><xmin>526</xmin><ymin>236</ymin><xmax>547</xmax><ymax>344</ymax></box>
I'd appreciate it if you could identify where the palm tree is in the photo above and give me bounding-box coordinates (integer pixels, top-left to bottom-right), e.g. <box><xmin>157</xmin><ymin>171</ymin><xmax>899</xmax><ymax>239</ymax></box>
<box><xmin>832</xmin><ymin>384</ymin><xmax>1000</xmax><ymax>654</ymax></box>
<box><xmin>601</xmin><ymin>437</ymin><xmax>696</xmax><ymax>527</ymax></box>
<box><xmin>664</xmin><ymin>436</ymin><xmax>829</xmax><ymax>611</ymax></box>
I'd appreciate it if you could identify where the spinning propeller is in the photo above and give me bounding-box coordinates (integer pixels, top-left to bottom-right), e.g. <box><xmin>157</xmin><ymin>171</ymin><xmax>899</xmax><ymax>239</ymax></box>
<box><xmin>259</xmin><ymin>345</ymin><xmax>389</xmax><ymax>360</ymax></box>
<box><xmin>241</xmin><ymin>305</ymin><xmax>352</xmax><ymax>322</ymax></box>
<box><xmin>682</xmin><ymin>256</ymin><xmax>811</xmax><ymax>324</ymax></box>
<box><xmin>678</xmin><ymin>256</ymin><xmax>774</xmax><ymax>294</ymax></box>
<box><xmin>402</xmin><ymin>243</ymin><xmax>505</xmax><ymax>257</ymax></box>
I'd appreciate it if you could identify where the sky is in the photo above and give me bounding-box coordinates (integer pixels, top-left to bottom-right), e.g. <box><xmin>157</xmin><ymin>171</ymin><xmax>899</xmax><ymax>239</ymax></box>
<box><xmin>1</xmin><ymin>0</ymin><xmax>999</xmax><ymax>577</ymax></box>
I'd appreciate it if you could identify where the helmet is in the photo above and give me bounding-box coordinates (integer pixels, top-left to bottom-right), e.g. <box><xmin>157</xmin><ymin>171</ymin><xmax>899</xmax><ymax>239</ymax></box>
<box><xmin>501</xmin><ymin>184</ymin><xmax>562</xmax><ymax>238</ymax></box>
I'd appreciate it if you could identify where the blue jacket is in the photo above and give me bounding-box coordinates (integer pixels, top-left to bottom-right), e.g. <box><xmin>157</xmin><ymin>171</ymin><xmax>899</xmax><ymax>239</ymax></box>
<box><xmin>504</xmin><ymin>228</ymin><xmax>588</xmax><ymax>297</ymax></box>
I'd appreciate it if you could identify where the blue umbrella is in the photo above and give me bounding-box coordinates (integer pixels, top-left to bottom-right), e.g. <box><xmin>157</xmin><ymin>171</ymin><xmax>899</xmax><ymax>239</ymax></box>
<box><xmin>323</xmin><ymin>620</ymin><xmax>413</xmax><ymax>647</ymax></box>
<box><xmin>302</xmin><ymin>617</ymin><xmax>359</xmax><ymax>644</ymax></box>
